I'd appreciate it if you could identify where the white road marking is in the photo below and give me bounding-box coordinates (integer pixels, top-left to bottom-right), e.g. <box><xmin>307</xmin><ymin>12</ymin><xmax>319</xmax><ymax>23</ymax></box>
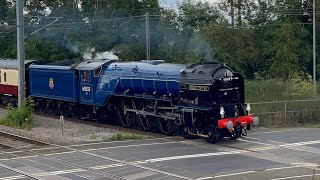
<box><xmin>43</xmin><ymin>151</ymin><xmax>76</xmax><ymax>156</ymax></box>
<box><xmin>124</xmin><ymin>171</ymin><xmax>158</xmax><ymax>180</ymax></box>
<box><xmin>1</xmin><ymin>138</ymin><xmax>320</xmax><ymax>163</ymax></box>
<box><xmin>270</xmin><ymin>173</ymin><xmax>320</xmax><ymax>180</ymax></box>
<box><xmin>196</xmin><ymin>164</ymin><xmax>319</xmax><ymax>180</ymax></box>
<box><xmin>0</xmin><ymin>176</ymin><xmax>25</xmax><ymax>180</ymax></box>
<box><xmin>239</xmin><ymin>139</ymin><xmax>272</xmax><ymax>145</ymax></box>
<box><xmin>69</xmin><ymin>137</ymin><xmax>175</xmax><ymax>147</ymax></box>
<box><xmin>10</xmin><ymin>155</ymin><xmax>39</xmax><ymax>160</ymax></box>
<box><xmin>250</xmin><ymin>129</ymin><xmax>305</xmax><ymax>135</ymax></box>
<box><xmin>243</xmin><ymin>139</ymin><xmax>320</xmax><ymax>152</ymax></box>
<box><xmin>1</xmin><ymin>132</ymin><xmax>320</xmax><ymax>180</ymax></box>
<box><xmin>1</xmin><ymin>155</ymin><xmax>319</xmax><ymax>180</ymax></box>
<box><xmin>0</xmin><ymin>168</ymin><xmax>86</xmax><ymax>180</ymax></box>
<box><xmin>265</xmin><ymin>166</ymin><xmax>304</xmax><ymax>171</ymax></box>
<box><xmin>142</xmin><ymin>150</ymin><xmax>246</xmax><ymax>163</ymax></box>
<box><xmin>30</xmin><ymin>137</ymin><xmax>176</xmax><ymax>151</ymax></box>
<box><xmin>0</xmin><ymin>141</ymin><xmax>184</xmax><ymax>160</ymax></box>
<box><xmin>0</xmin><ymin>176</ymin><xmax>24</xmax><ymax>180</ymax></box>
<box><xmin>214</xmin><ymin>171</ymin><xmax>256</xmax><ymax>178</ymax></box>
<box><xmin>197</xmin><ymin>171</ymin><xmax>255</xmax><ymax>179</ymax></box>
<box><xmin>91</xmin><ymin>163</ymin><xmax>125</xmax><ymax>170</ymax></box>
<box><xmin>82</xmin><ymin>141</ymin><xmax>185</xmax><ymax>152</ymax></box>
<box><xmin>196</xmin><ymin>176</ymin><xmax>215</xmax><ymax>180</ymax></box>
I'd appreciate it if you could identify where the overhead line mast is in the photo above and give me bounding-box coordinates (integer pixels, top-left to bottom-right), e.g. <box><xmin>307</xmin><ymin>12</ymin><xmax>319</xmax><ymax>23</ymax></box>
<box><xmin>313</xmin><ymin>0</ymin><xmax>317</xmax><ymax>92</ymax></box>
<box><xmin>16</xmin><ymin>0</ymin><xmax>25</xmax><ymax>107</ymax></box>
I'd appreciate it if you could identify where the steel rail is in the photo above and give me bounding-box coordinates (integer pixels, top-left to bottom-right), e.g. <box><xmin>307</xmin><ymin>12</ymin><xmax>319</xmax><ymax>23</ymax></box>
<box><xmin>0</xmin><ymin>131</ymin><xmax>49</xmax><ymax>146</ymax></box>
<box><xmin>0</xmin><ymin>143</ymin><xmax>12</xmax><ymax>149</ymax></box>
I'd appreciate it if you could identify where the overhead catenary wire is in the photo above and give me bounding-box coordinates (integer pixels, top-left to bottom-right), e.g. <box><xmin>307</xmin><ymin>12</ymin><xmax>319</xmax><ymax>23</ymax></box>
<box><xmin>2</xmin><ymin>10</ymin><xmax>319</xmax><ymax>29</ymax></box>
<box><xmin>2</xmin><ymin>18</ymin><xmax>319</xmax><ymax>35</ymax></box>
<box><xmin>1</xmin><ymin>21</ymin><xmax>318</xmax><ymax>39</ymax></box>
<box><xmin>1</xmin><ymin>7</ymin><xmax>319</xmax><ymax>39</ymax></box>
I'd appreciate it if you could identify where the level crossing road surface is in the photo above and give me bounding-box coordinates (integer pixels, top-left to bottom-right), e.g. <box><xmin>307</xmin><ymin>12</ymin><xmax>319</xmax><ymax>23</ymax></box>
<box><xmin>0</xmin><ymin>127</ymin><xmax>319</xmax><ymax>180</ymax></box>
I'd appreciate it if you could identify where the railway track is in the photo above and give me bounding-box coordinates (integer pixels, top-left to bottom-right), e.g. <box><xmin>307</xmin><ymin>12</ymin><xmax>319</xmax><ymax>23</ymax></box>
<box><xmin>0</xmin><ymin>104</ymin><xmax>171</xmax><ymax>140</ymax></box>
<box><xmin>35</xmin><ymin>111</ymin><xmax>175</xmax><ymax>139</ymax></box>
<box><xmin>0</xmin><ymin>129</ymin><xmax>190</xmax><ymax>179</ymax></box>
<box><xmin>0</xmin><ymin>131</ymin><xmax>48</xmax><ymax>149</ymax></box>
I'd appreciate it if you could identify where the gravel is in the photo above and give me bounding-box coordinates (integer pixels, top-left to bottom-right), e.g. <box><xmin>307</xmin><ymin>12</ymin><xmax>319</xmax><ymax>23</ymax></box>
<box><xmin>0</xmin><ymin>108</ymin><xmax>143</xmax><ymax>144</ymax></box>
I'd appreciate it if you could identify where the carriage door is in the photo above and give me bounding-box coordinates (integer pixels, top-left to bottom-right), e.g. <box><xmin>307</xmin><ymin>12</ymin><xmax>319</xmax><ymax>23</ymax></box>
<box><xmin>80</xmin><ymin>70</ymin><xmax>94</xmax><ymax>104</ymax></box>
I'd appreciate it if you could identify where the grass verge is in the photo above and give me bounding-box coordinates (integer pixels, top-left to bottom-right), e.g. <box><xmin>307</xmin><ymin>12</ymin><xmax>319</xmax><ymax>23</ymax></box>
<box><xmin>109</xmin><ymin>133</ymin><xmax>143</xmax><ymax>141</ymax></box>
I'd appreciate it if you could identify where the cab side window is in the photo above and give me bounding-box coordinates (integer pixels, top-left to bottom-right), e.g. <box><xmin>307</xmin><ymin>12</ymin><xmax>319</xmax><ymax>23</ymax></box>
<box><xmin>94</xmin><ymin>66</ymin><xmax>102</xmax><ymax>77</ymax></box>
<box><xmin>81</xmin><ymin>70</ymin><xmax>90</xmax><ymax>82</ymax></box>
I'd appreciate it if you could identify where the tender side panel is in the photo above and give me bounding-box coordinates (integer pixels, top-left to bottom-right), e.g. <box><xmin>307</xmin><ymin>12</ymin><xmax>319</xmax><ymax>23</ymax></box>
<box><xmin>29</xmin><ymin>68</ymin><xmax>78</xmax><ymax>102</ymax></box>
<box><xmin>0</xmin><ymin>68</ymin><xmax>18</xmax><ymax>96</ymax></box>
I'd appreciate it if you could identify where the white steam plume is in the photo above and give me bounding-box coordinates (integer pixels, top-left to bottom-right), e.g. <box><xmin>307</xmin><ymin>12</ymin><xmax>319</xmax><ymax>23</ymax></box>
<box><xmin>83</xmin><ymin>47</ymin><xmax>119</xmax><ymax>60</ymax></box>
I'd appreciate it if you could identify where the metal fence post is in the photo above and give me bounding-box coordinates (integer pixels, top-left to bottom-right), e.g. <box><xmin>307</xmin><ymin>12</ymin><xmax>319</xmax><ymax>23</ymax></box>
<box><xmin>60</xmin><ymin>116</ymin><xmax>64</xmax><ymax>134</ymax></box>
<box><xmin>284</xmin><ymin>100</ymin><xmax>287</xmax><ymax>125</ymax></box>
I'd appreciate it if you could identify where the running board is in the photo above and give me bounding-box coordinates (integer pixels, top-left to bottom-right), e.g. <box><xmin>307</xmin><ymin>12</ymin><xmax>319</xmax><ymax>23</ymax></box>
<box><xmin>125</xmin><ymin>107</ymin><xmax>181</xmax><ymax>121</ymax></box>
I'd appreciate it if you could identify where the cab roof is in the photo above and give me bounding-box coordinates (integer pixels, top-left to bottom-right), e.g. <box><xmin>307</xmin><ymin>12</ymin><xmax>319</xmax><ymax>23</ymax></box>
<box><xmin>75</xmin><ymin>59</ymin><xmax>113</xmax><ymax>70</ymax></box>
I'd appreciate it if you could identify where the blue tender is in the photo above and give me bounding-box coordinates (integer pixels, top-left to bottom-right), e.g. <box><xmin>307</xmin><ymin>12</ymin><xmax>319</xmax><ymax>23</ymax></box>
<box><xmin>29</xmin><ymin>65</ymin><xmax>78</xmax><ymax>102</ymax></box>
<box><xmin>29</xmin><ymin>60</ymin><xmax>185</xmax><ymax>106</ymax></box>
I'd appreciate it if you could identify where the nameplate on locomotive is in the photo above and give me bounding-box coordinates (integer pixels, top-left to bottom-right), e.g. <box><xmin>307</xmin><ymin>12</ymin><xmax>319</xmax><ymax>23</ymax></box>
<box><xmin>189</xmin><ymin>85</ymin><xmax>209</xmax><ymax>91</ymax></box>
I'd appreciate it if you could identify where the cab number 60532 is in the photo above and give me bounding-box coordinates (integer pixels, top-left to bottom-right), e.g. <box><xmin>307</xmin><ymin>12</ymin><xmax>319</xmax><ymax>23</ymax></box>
<box><xmin>82</xmin><ymin>86</ymin><xmax>91</xmax><ymax>92</ymax></box>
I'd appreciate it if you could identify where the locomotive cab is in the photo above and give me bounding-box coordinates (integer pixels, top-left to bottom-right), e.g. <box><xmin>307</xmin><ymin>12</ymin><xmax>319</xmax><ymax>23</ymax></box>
<box><xmin>75</xmin><ymin>60</ymin><xmax>111</xmax><ymax>105</ymax></box>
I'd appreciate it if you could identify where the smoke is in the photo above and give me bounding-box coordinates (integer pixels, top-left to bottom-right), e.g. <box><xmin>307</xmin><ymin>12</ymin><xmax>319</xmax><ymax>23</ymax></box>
<box><xmin>189</xmin><ymin>34</ymin><xmax>217</xmax><ymax>62</ymax></box>
<box><xmin>95</xmin><ymin>51</ymin><xmax>119</xmax><ymax>60</ymax></box>
<box><xmin>63</xmin><ymin>39</ymin><xmax>79</xmax><ymax>53</ymax></box>
<box><xmin>83</xmin><ymin>47</ymin><xmax>119</xmax><ymax>60</ymax></box>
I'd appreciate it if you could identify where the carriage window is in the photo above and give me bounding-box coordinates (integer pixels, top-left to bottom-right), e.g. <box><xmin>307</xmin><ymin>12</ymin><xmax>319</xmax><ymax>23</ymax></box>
<box><xmin>94</xmin><ymin>66</ymin><xmax>102</xmax><ymax>77</ymax></box>
<box><xmin>4</xmin><ymin>72</ymin><xmax>6</xmax><ymax>82</ymax></box>
<box><xmin>0</xmin><ymin>71</ymin><xmax>1</xmax><ymax>83</ymax></box>
<box><xmin>81</xmin><ymin>70</ymin><xmax>90</xmax><ymax>81</ymax></box>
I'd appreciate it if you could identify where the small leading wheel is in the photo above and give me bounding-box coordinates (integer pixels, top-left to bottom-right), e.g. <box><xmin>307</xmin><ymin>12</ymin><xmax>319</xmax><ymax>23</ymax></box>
<box><xmin>207</xmin><ymin>125</ymin><xmax>221</xmax><ymax>144</ymax></box>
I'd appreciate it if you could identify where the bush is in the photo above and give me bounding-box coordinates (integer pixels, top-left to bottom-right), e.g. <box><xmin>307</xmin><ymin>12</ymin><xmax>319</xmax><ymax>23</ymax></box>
<box><xmin>245</xmin><ymin>79</ymin><xmax>318</xmax><ymax>102</ymax></box>
<box><xmin>109</xmin><ymin>133</ymin><xmax>143</xmax><ymax>141</ymax></box>
<box><xmin>245</xmin><ymin>80</ymin><xmax>320</xmax><ymax>127</ymax></box>
<box><xmin>0</xmin><ymin>97</ymin><xmax>34</xmax><ymax>130</ymax></box>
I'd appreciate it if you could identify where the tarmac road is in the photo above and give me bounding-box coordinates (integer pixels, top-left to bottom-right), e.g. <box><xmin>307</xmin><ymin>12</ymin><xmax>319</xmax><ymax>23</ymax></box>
<box><xmin>0</xmin><ymin>127</ymin><xmax>319</xmax><ymax>180</ymax></box>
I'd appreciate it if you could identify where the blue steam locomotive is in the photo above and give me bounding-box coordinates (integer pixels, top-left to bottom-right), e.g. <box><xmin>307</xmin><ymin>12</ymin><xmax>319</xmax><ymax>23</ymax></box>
<box><xmin>1</xmin><ymin>59</ymin><xmax>259</xmax><ymax>143</ymax></box>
